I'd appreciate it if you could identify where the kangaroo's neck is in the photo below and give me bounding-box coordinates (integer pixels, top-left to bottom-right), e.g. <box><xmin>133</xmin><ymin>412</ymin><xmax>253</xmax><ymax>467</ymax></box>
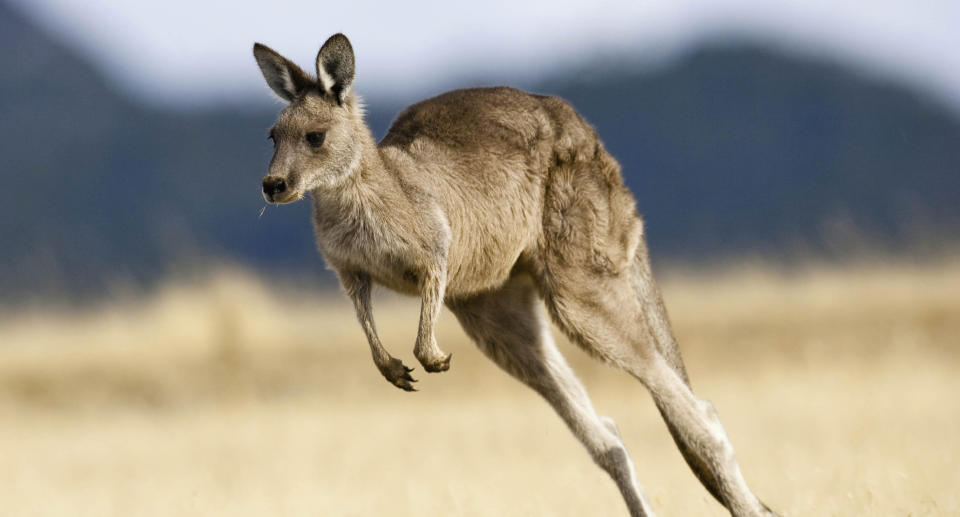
<box><xmin>310</xmin><ymin>125</ymin><xmax>409</xmax><ymax>228</ymax></box>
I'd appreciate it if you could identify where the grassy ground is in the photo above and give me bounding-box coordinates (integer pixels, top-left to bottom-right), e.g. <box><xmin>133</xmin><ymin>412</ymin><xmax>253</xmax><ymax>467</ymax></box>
<box><xmin>1</xmin><ymin>259</ymin><xmax>958</xmax><ymax>516</ymax></box>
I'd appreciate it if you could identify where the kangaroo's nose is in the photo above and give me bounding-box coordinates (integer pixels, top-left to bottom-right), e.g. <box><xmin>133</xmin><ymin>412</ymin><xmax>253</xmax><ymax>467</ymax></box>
<box><xmin>262</xmin><ymin>177</ymin><xmax>287</xmax><ymax>199</ymax></box>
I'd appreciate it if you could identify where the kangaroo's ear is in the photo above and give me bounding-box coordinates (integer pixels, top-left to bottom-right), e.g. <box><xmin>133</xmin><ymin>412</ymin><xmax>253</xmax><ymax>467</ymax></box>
<box><xmin>316</xmin><ymin>33</ymin><xmax>355</xmax><ymax>105</ymax></box>
<box><xmin>253</xmin><ymin>43</ymin><xmax>314</xmax><ymax>102</ymax></box>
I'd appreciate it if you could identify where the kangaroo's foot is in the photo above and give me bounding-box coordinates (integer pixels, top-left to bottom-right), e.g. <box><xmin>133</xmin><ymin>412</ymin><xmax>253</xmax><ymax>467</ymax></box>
<box><xmin>377</xmin><ymin>357</ymin><xmax>417</xmax><ymax>391</ymax></box>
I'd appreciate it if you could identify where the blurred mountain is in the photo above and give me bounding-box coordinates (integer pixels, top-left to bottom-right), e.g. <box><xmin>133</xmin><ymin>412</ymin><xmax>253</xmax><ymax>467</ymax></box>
<box><xmin>546</xmin><ymin>49</ymin><xmax>960</xmax><ymax>259</ymax></box>
<box><xmin>2</xmin><ymin>1</ymin><xmax>958</xmax><ymax>297</ymax></box>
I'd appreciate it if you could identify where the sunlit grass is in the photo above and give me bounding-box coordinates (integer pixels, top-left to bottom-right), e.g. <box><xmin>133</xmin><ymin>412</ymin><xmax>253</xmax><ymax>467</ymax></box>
<box><xmin>1</xmin><ymin>259</ymin><xmax>958</xmax><ymax>516</ymax></box>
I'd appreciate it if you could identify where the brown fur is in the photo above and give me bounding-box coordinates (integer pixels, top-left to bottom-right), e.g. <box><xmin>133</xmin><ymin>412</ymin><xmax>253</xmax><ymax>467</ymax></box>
<box><xmin>253</xmin><ymin>34</ymin><xmax>779</xmax><ymax>517</ymax></box>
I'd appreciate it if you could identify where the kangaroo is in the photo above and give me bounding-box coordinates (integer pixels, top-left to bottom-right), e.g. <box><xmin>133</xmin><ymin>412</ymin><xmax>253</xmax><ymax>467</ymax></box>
<box><xmin>253</xmin><ymin>34</ymin><xmax>778</xmax><ymax>517</ymax></box>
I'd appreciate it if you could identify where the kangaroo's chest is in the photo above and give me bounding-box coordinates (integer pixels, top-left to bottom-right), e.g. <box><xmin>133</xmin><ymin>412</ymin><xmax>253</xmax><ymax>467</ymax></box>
<box><xmin>312</xmin><ymin>209</ymin><xmax>424</xmax><ymax>296</ymax></box>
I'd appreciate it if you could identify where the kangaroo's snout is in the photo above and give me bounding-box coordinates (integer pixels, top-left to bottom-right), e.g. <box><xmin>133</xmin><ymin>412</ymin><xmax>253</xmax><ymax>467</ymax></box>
<box><xmin>262</xmin><ymin>176</ymin><xmax>287</xmax><ymax>202</ymax></box>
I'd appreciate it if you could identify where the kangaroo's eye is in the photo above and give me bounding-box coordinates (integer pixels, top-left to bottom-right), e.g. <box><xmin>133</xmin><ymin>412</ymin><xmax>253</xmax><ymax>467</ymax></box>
<box><xmin>305</xmin><ymin>131</ymin><xmax>326</xmax><ymax>148</ymax></box>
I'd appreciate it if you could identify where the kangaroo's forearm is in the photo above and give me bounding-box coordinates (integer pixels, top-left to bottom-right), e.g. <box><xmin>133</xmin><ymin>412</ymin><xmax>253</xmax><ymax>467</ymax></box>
<box><xmin>340</xmin><ymin>271</ymin><xmax>390</xmax><ymax>365</ymax></box>
<box><xmin>340</xmin><ymin>269</ymin><xmax>418</xmax><ymax>390</ymax></box>
<box><xmin>416</xmin><ymin>268</ymin><xmax>445</xmax><ymax>346</ymax></box>
<box><xmin>412</xmin><ymin>259</ymin><xmax>453</xmax><ymax>372</ymax></box>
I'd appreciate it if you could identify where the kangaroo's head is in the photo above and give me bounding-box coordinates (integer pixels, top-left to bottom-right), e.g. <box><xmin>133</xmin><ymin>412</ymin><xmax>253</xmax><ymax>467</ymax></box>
<box><xmin>253</xmin><ymin>34</ymin><xmax>362</xmax><ymax>204</ymax></box>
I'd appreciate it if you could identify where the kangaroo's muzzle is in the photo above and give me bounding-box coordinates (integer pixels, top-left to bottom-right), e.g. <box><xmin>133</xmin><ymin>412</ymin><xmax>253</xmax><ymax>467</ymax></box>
<box><xmin>262</xmin><ymin>176</ymin><xmax>287</xmax><ymax>202</ymax></box>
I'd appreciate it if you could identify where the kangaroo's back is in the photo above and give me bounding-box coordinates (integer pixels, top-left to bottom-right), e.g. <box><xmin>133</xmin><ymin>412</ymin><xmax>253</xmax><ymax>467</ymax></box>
<box><xmin>381</xmin><ymin>87</ymin><xmax>600</xmax><ymax>182</ymax></box>
<box><xmin>378</xmin><ymin>87</ymin><xmax>630</xmax><ymax>293</ymax></box>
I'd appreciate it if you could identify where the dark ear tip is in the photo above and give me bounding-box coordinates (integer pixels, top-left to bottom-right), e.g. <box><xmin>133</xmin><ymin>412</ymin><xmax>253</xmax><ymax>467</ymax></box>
<box><xmin>322</xmin><ymin>33</ymin><xmax>353</xmax><ymax>52</ymax></box>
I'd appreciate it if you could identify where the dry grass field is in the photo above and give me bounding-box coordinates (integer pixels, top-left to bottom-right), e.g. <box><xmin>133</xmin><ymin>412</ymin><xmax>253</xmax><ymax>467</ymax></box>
<box><xmin>1</xmin><ymin>259</ymin><xmax>958</xmax><ymax>516</ymax></box>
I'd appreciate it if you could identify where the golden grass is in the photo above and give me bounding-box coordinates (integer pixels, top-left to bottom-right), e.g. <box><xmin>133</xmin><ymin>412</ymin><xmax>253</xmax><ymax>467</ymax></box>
<box><xmin>1</xmin><ymin>259</ymin><xmax>959</xmax><ymax>516</ymax></box>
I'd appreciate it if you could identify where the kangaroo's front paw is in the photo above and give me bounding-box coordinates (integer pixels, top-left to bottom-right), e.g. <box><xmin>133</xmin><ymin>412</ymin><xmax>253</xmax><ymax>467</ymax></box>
<box><xmin>379</xmin><ymin>357</ymin><xmax>417</xmax><ymax>391</ymax></box>
<box><xmin>415</xmin><ymin>338</ymin><xmax>453</xmax><ymax>373</ymax></box>
<box><xmin>421</xmin><ymin>352</ymin><xmax>452</xmax><ymax>373</ymax></box>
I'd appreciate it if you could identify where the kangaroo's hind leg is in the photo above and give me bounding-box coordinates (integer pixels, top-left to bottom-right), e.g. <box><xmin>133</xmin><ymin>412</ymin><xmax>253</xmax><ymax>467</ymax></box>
<box><xmin>447</xmin><ymin>275</ymin><xmax>656</xmax><ymax>517</ymax></box>
<box><xmin>631</xmin><ymin>239</ymin><xmax>766</xmax><ymax>510</ymax></box>
<box><xmin>538</xmin><ymin>241</ymin><xmax>778</xmax><ymax>517</ymax></box>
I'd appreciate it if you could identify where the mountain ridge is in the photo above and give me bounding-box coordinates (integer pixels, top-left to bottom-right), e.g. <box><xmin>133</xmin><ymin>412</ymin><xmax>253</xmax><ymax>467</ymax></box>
<box><xmin>2</xmin><ymin>2</ymin><xmax>958</xmax><ymax>298</ymax></box>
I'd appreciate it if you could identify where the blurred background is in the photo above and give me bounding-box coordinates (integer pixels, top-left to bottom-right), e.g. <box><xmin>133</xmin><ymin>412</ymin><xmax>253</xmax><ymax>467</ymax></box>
<box><xmin>1</xmin><ymin>0</ymin><xmax>958</xmax><ymax>515</ymax></box>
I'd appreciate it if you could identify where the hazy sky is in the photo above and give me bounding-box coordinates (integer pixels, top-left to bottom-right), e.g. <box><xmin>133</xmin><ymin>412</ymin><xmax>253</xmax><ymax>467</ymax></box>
<box><xmin>11</xmin><ymin>0</ymin><xmax>960</xmax><ymax>109</ymax></box>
